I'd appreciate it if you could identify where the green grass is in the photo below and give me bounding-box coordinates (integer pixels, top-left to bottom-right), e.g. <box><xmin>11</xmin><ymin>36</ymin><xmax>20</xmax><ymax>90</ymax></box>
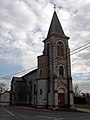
<box><xmin>75</xmin><ymin>104</ymin><xmax>90</xmax><ymax>109</ymax></box>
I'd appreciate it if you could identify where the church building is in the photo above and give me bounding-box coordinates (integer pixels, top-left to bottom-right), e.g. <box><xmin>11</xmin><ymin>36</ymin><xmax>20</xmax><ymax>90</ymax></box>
<box><xmin>10</xmin><ymin>10</ymin><xmax>74</xmax><ymax>109</ymax></box>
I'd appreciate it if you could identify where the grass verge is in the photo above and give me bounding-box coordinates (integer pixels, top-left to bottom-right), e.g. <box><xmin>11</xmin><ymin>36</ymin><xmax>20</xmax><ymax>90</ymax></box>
<box><xmin>75</xmin><ymin>104</ymin><xmax>90</xmax><ymax>109</ymax></box>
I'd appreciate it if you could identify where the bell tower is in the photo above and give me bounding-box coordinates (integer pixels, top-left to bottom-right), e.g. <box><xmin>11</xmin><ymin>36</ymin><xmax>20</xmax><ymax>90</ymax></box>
<box><xmin>37</xmin><ymin>10</ymin><xmax>74</xmax><ymax>109</ymax></box>
<box><xmin>43</xmin><ymin>10</ymin><xmax>74</xmax><ymax>108</ymax></box>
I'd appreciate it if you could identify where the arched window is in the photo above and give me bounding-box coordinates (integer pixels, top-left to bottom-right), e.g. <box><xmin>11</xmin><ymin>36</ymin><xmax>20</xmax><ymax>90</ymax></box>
<box><xmin>59</xmin><ymin>65</ymin><xmax>64</xmax><ymax>76</ymax></box>
<box><xmin>57</xmin><ymin>42</ymin><xmax>64</xmax><ymax>56</ymax></box>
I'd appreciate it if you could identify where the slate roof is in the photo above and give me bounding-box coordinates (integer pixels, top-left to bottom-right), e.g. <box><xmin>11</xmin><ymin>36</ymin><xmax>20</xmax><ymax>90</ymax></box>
<box><xmin>45</xmin><ymin>11</ymin><xmax>69</xmax><ymax>40</ymax></box>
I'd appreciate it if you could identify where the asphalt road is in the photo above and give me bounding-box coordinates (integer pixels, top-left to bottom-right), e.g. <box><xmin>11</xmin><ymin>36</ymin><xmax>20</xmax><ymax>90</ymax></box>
<box><xmin>0</xmin><ymin>105</ymin><xmax>90</xmax><ymax>120</ymax></box>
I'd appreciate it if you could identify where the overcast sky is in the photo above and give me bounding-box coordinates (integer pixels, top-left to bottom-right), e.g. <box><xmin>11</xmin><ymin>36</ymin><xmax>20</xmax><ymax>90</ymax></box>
<box><xmin>0</xmin><ymin>0</ymin><xmax>90</xmax><ymax>93</ymax></box>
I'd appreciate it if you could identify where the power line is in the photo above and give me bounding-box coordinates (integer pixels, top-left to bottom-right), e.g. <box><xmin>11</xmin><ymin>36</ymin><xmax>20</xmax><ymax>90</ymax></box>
<box><xmin>72</xmin><ymin>52</ymin><xmax>90</xmax><ymax>66</ymax></box>
<box><xmin>37</xmin><ymin>43</ymin><xmax>90</xmax><ymax>70</ymax></box>
<box><xmin>71</xmin><ymin>45</ymin><xmax>90</xmax><ymax>55</ymax></box>
<box><xmin>0</xmin><ymin>41</ymin><xmax>90</xmax><ymax>79</ymax></box>
<box><xmin>0</xmin><ymin>66</ymin><xmax>37</xmax><ymax>80</ymax></box>
<box><xmin>70</xmin><ymin>41</ymin><xmax>90</xmax><ymax>53</ymax></box>
<box><xmin>1</xmin><ymin>43</ymin><xmax>90</xmax><ymax>78</ymax></box>
<box><xmin>72</xmin><ymin>48</ymin><xmax>90</xmax><ymax>64</ymax></box>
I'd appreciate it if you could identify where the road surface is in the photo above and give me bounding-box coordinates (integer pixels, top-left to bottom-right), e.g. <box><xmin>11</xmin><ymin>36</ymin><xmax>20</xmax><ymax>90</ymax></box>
<box><xmin>0</xmin><ymin>105</ymin><xmax>90</xmax><ymax>120</ymax></box>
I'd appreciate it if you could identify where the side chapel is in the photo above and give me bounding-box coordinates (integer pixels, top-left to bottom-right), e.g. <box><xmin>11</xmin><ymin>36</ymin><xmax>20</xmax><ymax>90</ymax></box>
<box><xmin>10</xmin><ymin>10</ymin><xmax>74</xmax><ymax>109</ymax></box>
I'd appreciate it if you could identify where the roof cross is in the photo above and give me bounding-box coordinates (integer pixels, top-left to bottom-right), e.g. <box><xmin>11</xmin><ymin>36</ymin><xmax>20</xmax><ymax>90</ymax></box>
<box><xmin>54</xmin><ymin>4</ymin><xmax>56</xmax><ymax>11</ymax></box>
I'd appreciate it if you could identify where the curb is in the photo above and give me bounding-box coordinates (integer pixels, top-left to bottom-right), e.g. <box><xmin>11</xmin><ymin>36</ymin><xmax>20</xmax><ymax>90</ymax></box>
<box><xmin>75</xmin><ymin>108</ymin><xmax>90</xmax><ymax>113</ymax></box>
<box><xmin>12</xmin><ymin>106</ymin><xmax>52</xmax><ymax>112</ymax></box>
<box><xmin>12</xmin><ymin>106</ymin><xmax>78</xmax><ymax>112</ymax></box>
<box><xmin>5</xmin><ymin>105</ymin><xmax>90</xmax><ymax>113</ymax></box>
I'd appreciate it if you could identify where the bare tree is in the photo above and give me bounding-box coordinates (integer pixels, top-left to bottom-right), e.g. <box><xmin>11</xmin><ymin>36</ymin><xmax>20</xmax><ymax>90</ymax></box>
<box><xmin>0</xmin><ymin>82</ymin><xmax>7</xmax><ymax>93</ymax></box>
<box><xmin>73</xmin><ymin>84</ymin><xmax>81</xmax><ymax>96</ymax></box>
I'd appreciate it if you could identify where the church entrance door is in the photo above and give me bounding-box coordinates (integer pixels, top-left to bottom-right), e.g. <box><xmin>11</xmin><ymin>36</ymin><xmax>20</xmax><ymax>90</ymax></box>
<box><xmin>58</xmin><ymin>93</ymin><xmax>64</xmax><ymax>107</ymax></box>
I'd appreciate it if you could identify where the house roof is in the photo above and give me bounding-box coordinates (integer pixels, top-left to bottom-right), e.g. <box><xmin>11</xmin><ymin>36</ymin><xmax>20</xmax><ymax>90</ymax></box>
<box><xmin>0</xmin><ymin>91</ymin><xmax>10</xmax><ymax>95</ymax></box>
<box><xmin>22</xmin><ymin>69</ymin><xmax>38</xmax><ymax>78</ymax></box>
<box><xmin>11</xmin><ymin>69</ymin><xmax>38</xmax><ymax>83</ymax></box>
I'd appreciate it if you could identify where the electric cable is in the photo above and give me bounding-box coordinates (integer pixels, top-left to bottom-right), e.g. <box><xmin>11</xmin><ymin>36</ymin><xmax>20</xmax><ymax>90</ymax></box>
<box><xmin>0</xmin><ymin>41</ymin><xmax>90</xmax><ymax>79</ymax></box>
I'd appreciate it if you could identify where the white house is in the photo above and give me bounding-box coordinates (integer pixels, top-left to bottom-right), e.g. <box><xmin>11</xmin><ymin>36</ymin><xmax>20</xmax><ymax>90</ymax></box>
<box><xmin>0</xmin><ymin>91</ymin><xmax>10</xmax><ymax>103</ymax></box>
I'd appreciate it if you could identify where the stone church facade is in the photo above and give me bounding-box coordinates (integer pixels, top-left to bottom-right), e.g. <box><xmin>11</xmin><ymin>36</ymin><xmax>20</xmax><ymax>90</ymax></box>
<box><xmin>10</xmin><ymin>11</ymin><xmax>74</xmax><ymax>109</ymax></box>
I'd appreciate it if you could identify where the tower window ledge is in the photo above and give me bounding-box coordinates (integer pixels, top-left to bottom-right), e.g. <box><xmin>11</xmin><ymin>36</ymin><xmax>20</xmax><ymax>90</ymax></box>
<box><xmin>57</xmin><ymin>56</ymin><xmax>65</xmax><ymax>59</ymax></box>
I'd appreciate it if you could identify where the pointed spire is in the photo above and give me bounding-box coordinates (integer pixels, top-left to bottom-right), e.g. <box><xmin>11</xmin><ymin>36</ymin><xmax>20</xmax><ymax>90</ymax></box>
<box><xmin>47</xmin><ymin>11</ymin><xmax>66</xmax><ymax>38</ymax></box>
